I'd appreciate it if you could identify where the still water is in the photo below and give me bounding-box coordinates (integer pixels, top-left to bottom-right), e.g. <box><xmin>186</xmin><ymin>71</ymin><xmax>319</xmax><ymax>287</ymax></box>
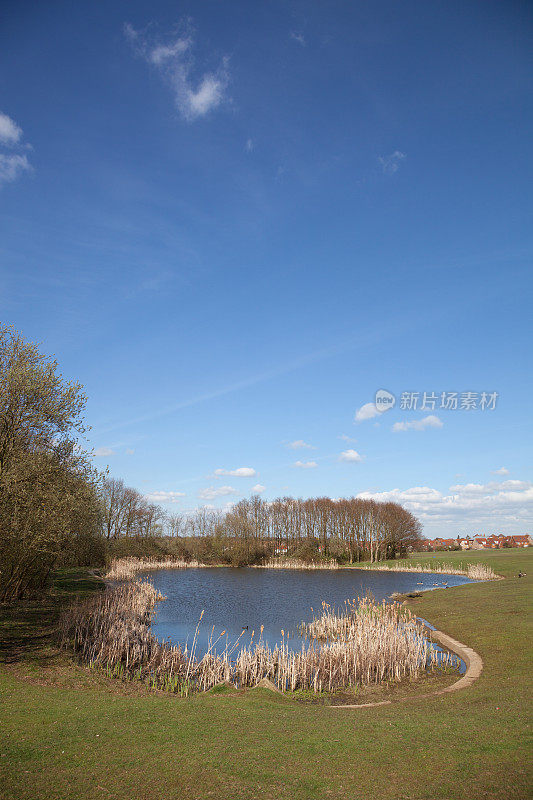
<box><xmin>142</xmin><ymin>567</ymin><xmax>473</xmax><ymax>658</ymax></box>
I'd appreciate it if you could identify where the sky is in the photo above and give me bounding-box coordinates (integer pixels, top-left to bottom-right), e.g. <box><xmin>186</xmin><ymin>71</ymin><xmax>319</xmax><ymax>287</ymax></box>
<box><xmin>1</xmin><ymin>0</ymin><xmax>532</xmax><ymax>538</ymax></box>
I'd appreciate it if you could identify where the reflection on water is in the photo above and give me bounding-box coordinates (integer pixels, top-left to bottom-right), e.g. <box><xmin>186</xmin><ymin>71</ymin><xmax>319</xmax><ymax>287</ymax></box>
<box><xmin>141</xmin><ymin>566</ymin><xmax>471</xmax><ymax>668</ymax></box>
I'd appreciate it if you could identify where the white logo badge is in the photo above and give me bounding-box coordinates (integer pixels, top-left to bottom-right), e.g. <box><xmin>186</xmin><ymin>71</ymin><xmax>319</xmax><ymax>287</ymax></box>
<box><xmin>374</xmin><ymin>389</ymin><xmax>396</xmax><ymax>413</ymax></box>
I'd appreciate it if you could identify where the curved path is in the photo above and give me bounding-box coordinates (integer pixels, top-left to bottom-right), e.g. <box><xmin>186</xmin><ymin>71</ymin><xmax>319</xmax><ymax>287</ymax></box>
<box><xmin>329</xmin><ymin>623</ymin><xmax>483</xmax><ymax>709</ymax></box>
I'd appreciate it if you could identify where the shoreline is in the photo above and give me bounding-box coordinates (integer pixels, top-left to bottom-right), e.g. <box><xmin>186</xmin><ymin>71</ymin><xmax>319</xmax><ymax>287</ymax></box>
<box><xmin>330</xmin><ymin>621</ymin><xmax>483</xmax><ymax>708</ymax></box>
<box><xmin>105</xmin><ymin>554</ymin><xmax>498</xmax><ymax>582</ymax></box>
<box><xmin>61</xmin><ymin>579</ymin><xmax>459</xmax><ymax>697</ymax></box>
<box><xmin>90</xmin><ymin>560</ymin><xmax>492</xmax><ymax>700</ymax></box>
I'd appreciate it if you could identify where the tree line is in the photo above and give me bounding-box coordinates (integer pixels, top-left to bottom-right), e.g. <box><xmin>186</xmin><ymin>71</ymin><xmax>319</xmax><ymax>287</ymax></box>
<box><xmin>0</xmin><ymin>325</ymin><xmax>422</xmax><ymax>601</ymax></box>
<box><xmin>102</xmin><ymin>486</ymin><xmax>421</xmax><ymax>564</ymax></box>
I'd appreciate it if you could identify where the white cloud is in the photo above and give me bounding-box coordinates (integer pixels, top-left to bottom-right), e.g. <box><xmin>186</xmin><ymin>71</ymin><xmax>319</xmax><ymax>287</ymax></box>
<box><xmin>355</xmin><ymin>402</ymin><xmax>380</xmax><ymax>422</ymax></box>
<box><xmin>145</xmin><ymin>490</ymin><xmax>186</xmax><ymax>504</ymax></box>
<box><xmin>448</xmin><ymin>479</ymin><xmax>530</xmax><ymax>495</ymax></box>
<box><xmin>0</xmin><ymin>154</ymin><xmax>31</xmax><ymax>187</ymax></box>
<box><xmin>251</xmin><ymin>483</ymin><xmax>266</xmax><ymax>494</ymax></box>
<box><xmin>199</xmin><ymin>485</ymin><xmax>236</xmax><ymax>500</ymax></box>
<box><xmin>185</xmin><ymin>72</ymin><xmax>228</xmax><ymax>119</ymax></box>
<box><xmin>492</xmin><ymin>467</ymin><xmax>509</xmax><ymax>476</ymax></box>
<box><xmin>287</xmin><ymin>440</ymin><xmax>315</xmax><ymax>450</ymax></box>
<box><xmin>199</xmin><ymin>500</ymin><xmax>235</xmax><ymax>513</ymax></box>
<box><xmin>339</xmin><ymin>449</ymin><xmax>363</xmax><ymax>463</ymax></box>
<box><xmin>214</xmin><ymin>467</ymin><xmax>256</xmax><ymax>478</ymax></box>
<box><xmin>149</xmin><ymin>40</ymin><xmax>190</xmax><ymax>65</ymax></box>
<box><xmin>339</xmin><ymin>434</ymin><xmax>357</xmax><ymax>443</ymax></box>
<box><xmin>379</xmin><ymin>151</ymin><xmax>406</xmax><ymax>174</ymax></box>
<box><xmin>357</xmin><ymin>479</ymin><xmax>533</xmax><ymax>536</ymax></box>
<box><xmin>0</xmin><ymin>113</ymin><xmax>32</xmax><ymax>188</ymax></box>
<box><xmin>0</xmin><ymin>112</ymin><xmax>22</xmax><ymax>145</ymax></box>
<box><xmin>94</xmin><ymin>446</ymin><xmax>115</xmax><ymax>457</ymax></box>
<box><xmin>125</xmin><ymin>22</ymin><xmax>229</xmax><ymax>122</ymax></box>
<box><xmin>290</xmin><ymin>32</ymin><xmax>306</xmax><ymax>46</ymax></box>
<box><xmin>125</xmin><ymin>448</ymin><xmax>135</xmax><ymax>455</ymax></box>
<box><xmin>245</xmin><ymin>138</ymin><xmax>254</xmax><ymax>152</ymax></box>
<box><xmin>293</xmin><ymin>460</ymin><xmax>318</xmax><ymax>469</ymax></box>
<box><xmin>392</xmin><ymin>415</ymin><xmax>443</xmax><ymax>432</ymax></box>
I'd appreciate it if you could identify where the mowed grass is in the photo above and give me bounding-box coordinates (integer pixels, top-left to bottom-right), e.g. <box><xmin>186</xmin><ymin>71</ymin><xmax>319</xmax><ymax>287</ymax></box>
<box><xmin>1</xmin><ymin>551</ymin><xmax>532</xmax><ymax>800</ymax></box>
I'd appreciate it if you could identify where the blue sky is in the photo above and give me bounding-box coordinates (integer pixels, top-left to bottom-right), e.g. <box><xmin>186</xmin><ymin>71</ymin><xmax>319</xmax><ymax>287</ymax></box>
<box><xmin>1</xmin><ymin>0</ymin><xmax>532</xmax><ymax>536</ymax></box>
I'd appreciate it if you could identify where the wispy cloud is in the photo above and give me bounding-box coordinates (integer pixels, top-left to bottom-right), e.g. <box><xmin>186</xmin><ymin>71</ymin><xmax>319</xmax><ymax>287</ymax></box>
<box><xmin>379</xmin><ymin>151</ymin><xmax>406</xmax><ymax>175</ymax></box>
<box><xmin>94</xmin><ymin>446</ymin><xmax>116</xmax><ymax>457</ymax></box>
<box><xmin>0</xmin><ymin>154</ymin><xmax>31</xmax><ymax>185</ymax></box>
<box><xmin>286</xmin><ymin>440</ymin><xmax>315</xmax><ymax>450</ymax></box>
<box><xmin>0</xmin><ymin>112</ymin><xmax>22</xmax><ymax>145</ymax></box>
<box><xmin>94</xmin><ymin>325</ymin><xmax>411</xmax><ymax>436</ymax></box>
<box><xmin>214</xmin><ymin>467</ymin><xmax>256</xmax><ymax>478</ymax></box>
<box><xmin>293</xmin><ymin>460</ymin><xmax>318</xmax><ymax>469</ymax></box>
<box><xmin>145</xmin><ymin>490</ymin><xmax>186</xmax><ymax>503</ymax></box>
<box><xmin>245</xmin><ymin>138</ymin><xmax>254</xmax><ymax>152</ymax></box>
<box><xmin>199</xmin><ymin>485</ymin><xmax>236</xmax><ymax>500</ymax></box>
<box><xmin>354</xmin><ymin>402</ymin><xmax>380</xmax><ymax>422</ymax></box>
<box><xmin>251</xmin><ymin>483</ymin><xmax>266</xmax><ymax>494</ymax></box>
<box><xmin>392</xmin><ymin>415</ymin><xmax>443</xmax><ymax>432</ymax></box>
<box><xmin>290</xmin><ymin>31</ymin><xmax>306</xmax><ymax>46</ymax></box>
<box><xmin>0</xmin><ymin>112</ymin><xmax>32</xmax><ymax>188</ymax></box>
<box><xmin>339</xmin><ymin>434</ymin><xmax>357</xmax><ymax>443</ymax></box>
<box><xmin>339</xmin><ymin>449</ymin><xmax>363</xmax><ymax>463</ymax></box>
<box><xmin>124</xmin><ymin>21</ymin><xmax>230</xmax><ymax>122</ymax></box>
<box><xmin>492</xmin><ymin>467</ymin><xmax>509</xmax><ymax>476</ymax></box>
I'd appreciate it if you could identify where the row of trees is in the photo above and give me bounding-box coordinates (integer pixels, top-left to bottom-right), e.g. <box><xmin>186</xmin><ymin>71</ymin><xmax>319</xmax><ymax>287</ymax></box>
<box><xmin>222</xmin><ymin>496</ymin><xmax>421</xmax><ymax>562</ymax></box>
<box><xmin>102</xmin><ymin>488</ymin><xmax>421</xmax><ymax>563</ymax></box>
<box><xmin>0</xmin><ymin>324</ymin><xmax>422</xmax><ymax>600</ymax></box>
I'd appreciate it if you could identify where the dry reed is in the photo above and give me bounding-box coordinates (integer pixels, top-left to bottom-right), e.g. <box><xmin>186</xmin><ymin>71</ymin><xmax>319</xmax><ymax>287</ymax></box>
<box><xmin>254</xmin><ymin>558</ymin><xmax>339</xmax><ymax>570</ymax></box>
<box><xmin>358</xmin><ymin>560</ymin><xmax>497</xmax><ymax>581</ymax></box>
<box><xmin>59</xmin><ymin>581</ymin><xmax>458</xmax><ymax>695</ymax></box>
<box><xmin>106</xmin><ymin>557</ymin><xmax>204</xmax><ymax>581</ymax></box>
<box><xmin>106</xmin><ymin>556</ymin><xmax>341</xmax><ymax>581</ymax></box>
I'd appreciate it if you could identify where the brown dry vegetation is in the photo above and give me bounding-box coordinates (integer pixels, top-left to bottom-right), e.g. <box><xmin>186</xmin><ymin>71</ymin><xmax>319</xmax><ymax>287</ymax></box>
<box><xmin>359</xmin><ymin>560</ymin><xmax>497</xmax><ymax>580</ymax></box>
<box><xmin>59</xmin><ymin>580</ymin><xmax>457</xmax><ymax>695</ymax></box>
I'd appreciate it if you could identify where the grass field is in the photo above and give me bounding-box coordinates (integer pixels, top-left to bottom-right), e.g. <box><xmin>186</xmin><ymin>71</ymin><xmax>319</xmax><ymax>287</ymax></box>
<box><xmin>1</xmin><ymin>549</ymin><xmax>531</xmax><ymax>800</ymax></box>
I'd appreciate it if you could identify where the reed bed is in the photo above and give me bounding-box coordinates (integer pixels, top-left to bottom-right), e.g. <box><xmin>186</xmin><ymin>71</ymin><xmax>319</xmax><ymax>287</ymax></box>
<box><xmin>59</xmin><ymin>581</ymin><xmax>457</xmax><ymax>695</ymax></box>
<box><xmin>106</xmin><ymin>557</ymin><xmax>204</xmax><ymax>581</ymax></box>
<box><xmin>358</xmin><ymin>560</ymin><xmax>497</xmax><ymax>581</ymax></box>
<box><xmin>255</xmin><ymin>558</ymin><xmax>339</xmax><ymax>570</ymax></box>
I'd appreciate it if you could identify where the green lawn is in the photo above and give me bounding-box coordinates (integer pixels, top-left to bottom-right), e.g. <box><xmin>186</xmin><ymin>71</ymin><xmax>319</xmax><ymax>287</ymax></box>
<box><xmin>1</xmin><ymin>551</ymin><xmax>532</xmax><ymax>800</ymax></box>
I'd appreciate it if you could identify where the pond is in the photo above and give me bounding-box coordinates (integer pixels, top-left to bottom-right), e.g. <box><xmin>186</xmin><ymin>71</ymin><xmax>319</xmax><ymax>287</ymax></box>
<box><xmin>142</xmin><ymin>566</ymin><xmax>473</xmax><ymax>664</ymax></box>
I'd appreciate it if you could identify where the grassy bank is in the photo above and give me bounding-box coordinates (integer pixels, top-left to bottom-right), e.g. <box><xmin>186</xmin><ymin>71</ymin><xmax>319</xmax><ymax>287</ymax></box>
<box><xmin>1</xmin><ymin>550</ymin><xmax>531</xmax><ymax>799</ymax></box>
<box><xmin>0</xmin><ymin>569</ymin><xmax>104</xmax><ymax>664</ymax></box>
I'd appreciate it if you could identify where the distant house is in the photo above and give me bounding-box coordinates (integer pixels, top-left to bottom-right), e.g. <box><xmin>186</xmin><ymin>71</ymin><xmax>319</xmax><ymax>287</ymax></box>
<box><xmin>486</xmin><ymin>535</ymin><xmax>507</xmax><ymax>548</ymax></box>
<box><xmin>432</xmin><ymin>538</ymin><xmax>457</xmax><ymax>550</ymax></box>
<box><xmin>472</xmin><ymin>537</ymin><xmax>488</xmax><ymax>549</ymax></box>
<box><xmin>508</xmin><ymin>534</ymin><xmax>531</xmax><ymax>547</ymax></box>
<box><xmin>423</xmin><ymin>533</ymin><xmax>530</xmax><ymax>551</ymax></box>
<box><xmin>455</xmin><ymin>536</ymin><xmax>480</xmax><ymax>549</ymax></box>
<box><xmin>473</xmin><ymin>534</ymin><xmax>532</xmax><ymax>549</ymax></box>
